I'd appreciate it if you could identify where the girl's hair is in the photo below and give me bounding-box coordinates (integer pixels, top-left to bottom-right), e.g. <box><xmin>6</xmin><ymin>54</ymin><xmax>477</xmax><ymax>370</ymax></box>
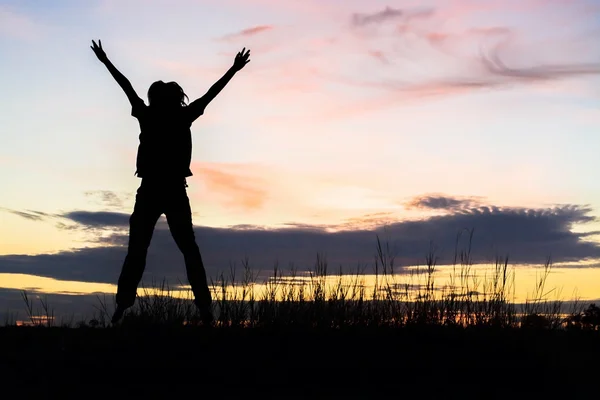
<box><xmin>147</xmin><ymin>80</ymin><xmax>189</xmax><ymax>107</ymax></box>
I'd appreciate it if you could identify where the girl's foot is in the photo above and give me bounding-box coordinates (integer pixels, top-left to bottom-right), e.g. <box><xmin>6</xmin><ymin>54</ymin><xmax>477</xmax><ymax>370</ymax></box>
<box><xmin>194</xmin><ymin>301</ymin><xmax>214</xmax><ymax>325</ymax></box>
<box><xmin>200</xmin><ymin>307</ymin><xmax>214</xmax><ymax>325</ymax></box>
<box><xmin>111</xmin><ymin>305</ymin><xmax>126</xmax><ymax>324</ymax></box>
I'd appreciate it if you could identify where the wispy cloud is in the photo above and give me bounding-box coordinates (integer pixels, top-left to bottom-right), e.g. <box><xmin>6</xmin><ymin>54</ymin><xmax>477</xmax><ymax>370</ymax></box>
<box><xmin>305</xmin><ymin>8</ymin><xmax>600</xmax><ymax>120</ymax></box>
<box><xmin>351</xmin><ymin>6</ymin><xmax>404</xmax><ymax>26</ymax></box>
<box><xmin>357</xmin><ymin>21</ymin><xmax>600</xmax><ymax>88</ymax></box>
<box><xmin>0</xmin><ymin>208</ymin><xmax>52</xmax><ymax>222</ymax></box>
<box><xmin>84</xmin><ymin>190</ymin><xmax>130</xmax><ymax>209</ymax></box>
<box><xmin>368</xmin><ymin>50</ymin><xmax>389</xmax><ymax>64</ymax></box>
<box><xmin>351</xmin><ymin>6</ymin><xmax>434</xmax><ymax>27</ymax></box>
<box><xmin>1</xmin><ymin>207</ymin><xmax>132</xmax><ymax>231</ymax></box>
<box><xmin>240</xmin><ymin>2</ymin><xmax>600</xmax><ymax>120</ymax></box>
<box><xmin>218</xmin><ymin>25</ymin><xmax>274</xmax><ymax>41</ymax></box>
<box><xmin>481</xmin><ymin>47</ymin><xmax>600</xmax><ymax>82</ymax></box>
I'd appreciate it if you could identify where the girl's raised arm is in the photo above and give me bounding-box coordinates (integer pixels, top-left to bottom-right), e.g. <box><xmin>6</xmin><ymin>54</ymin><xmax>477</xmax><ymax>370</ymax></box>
<box><xmin>91</xmin><ymin>39</ymin><xmax>141</xmax><ymax>107</ymax></box>
<box><xmin>186</xmin><ymin>48</ymin><xmax>251</xmax><ymax>123</ymax></box>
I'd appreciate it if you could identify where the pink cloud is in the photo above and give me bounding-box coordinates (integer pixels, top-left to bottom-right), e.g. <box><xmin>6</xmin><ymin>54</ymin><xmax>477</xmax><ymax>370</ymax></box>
<box><xmin>351</xmin><ymin>6</ymin><xmax>405</xmax><ymax>27</ymax></box>
<box><xmin>368</xmin><ymin>50</ymin><xmax>389</xmax><ymax>64</ymax></box>
<box><xmin>199</xmin><ymin>1</ymin><xmax>600</xmax><ymax>123</ymax></box>
<box><xmin>351</xmin><ymin>6</ymin><xmax>435</xmax><ymax>27</ymax></box>
<box><xmin>218</xmin><ymin>25</ymin><xmax>274</xmax><ymax>41</ymax></box>
<box><xmin>185</xmin><ymin>162</ymin><xmax>410</xmax><ymax>225</ymax></box>
<box><xmin>191</xmin><ymin>162</ymin><xmax>268</xmax><ymax>211</ymax></box>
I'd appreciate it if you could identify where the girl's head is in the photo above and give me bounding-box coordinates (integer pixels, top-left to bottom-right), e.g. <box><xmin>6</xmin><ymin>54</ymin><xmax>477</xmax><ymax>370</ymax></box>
<box><xmin>148</xmin><ymin>80</ymin><xmax>189</xmax><ymax>108</ymax></box>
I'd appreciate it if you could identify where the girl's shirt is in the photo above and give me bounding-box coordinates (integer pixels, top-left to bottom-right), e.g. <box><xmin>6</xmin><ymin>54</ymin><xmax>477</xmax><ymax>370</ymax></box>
<box><xmin>131</xmin><ymin>97</ymin><xmax>202</xmax><ymax>180</ymax></box>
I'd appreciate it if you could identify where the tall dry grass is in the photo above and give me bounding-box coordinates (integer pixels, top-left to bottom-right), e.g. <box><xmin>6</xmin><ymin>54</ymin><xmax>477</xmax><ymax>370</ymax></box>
<box><xmin>13</xmin><ymin>233</ymin><xmax>600</xmax><ymax>331</ymax></box>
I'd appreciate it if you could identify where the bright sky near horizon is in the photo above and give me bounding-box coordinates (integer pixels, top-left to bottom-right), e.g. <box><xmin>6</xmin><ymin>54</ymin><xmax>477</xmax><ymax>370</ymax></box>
<box><xmin>1</xmin><ymin>0</ymin><xmax>600</xmax><ymax>311</ymax></box>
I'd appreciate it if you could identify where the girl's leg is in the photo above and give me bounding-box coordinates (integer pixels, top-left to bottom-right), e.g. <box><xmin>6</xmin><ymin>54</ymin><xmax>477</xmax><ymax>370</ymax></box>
<box><xmin>115</xmin><ymin>185</ymin><xmax>162</xmax><ymax>312</ymax></box>
<box><xmin>164</xmin><ymin>186</ymin><xmax>212</xmax><ymax>316</ymax></box>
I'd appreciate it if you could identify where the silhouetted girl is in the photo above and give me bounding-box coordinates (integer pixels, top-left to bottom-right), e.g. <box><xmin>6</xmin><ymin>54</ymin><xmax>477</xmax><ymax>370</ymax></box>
<box><xmin>91</xmin><ymin>39</ymin><xmax>250</xmax><ymax>324</ymax></box>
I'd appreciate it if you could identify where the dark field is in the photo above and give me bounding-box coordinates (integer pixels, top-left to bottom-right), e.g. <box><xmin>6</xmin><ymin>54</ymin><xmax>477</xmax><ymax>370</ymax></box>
<box><xmin>2</xmin><ymin>317</ymin><xmax>600</xmax><ymax>398</ymax></box>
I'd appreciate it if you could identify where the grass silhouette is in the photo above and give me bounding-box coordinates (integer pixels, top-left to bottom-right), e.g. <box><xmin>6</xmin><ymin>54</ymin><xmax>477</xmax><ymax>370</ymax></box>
<box><xmin>10</xmin><ymin>235</ymin><xmax>600</xmax><ymax>330</ymax></box>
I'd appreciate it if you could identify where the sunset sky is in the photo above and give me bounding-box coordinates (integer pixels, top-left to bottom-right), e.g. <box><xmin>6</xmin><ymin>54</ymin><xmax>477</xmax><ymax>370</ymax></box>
<box><xmin>1</xmin><ymin>0</ymin><xmax>600</xmax><ymax>318</ymax></box>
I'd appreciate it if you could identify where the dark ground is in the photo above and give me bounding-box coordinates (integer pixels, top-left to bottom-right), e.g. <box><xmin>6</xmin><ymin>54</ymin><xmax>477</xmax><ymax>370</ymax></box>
<box><xmin>1</xmin><ymin>325</ymin><xmax>599</xmax><ymax>398</ymax></box>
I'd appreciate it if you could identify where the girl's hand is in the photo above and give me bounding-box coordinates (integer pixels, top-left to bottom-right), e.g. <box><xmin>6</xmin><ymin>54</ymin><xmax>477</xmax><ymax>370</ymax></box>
<box><xmin>91</xmin><ymin>39</ymin><xmax>108</xmax><ymax>63</ymax></box>
<box><xmin>233</xmin><ymin>48</ymin><xmax>251</xmax><ymax>71</ymax></box>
